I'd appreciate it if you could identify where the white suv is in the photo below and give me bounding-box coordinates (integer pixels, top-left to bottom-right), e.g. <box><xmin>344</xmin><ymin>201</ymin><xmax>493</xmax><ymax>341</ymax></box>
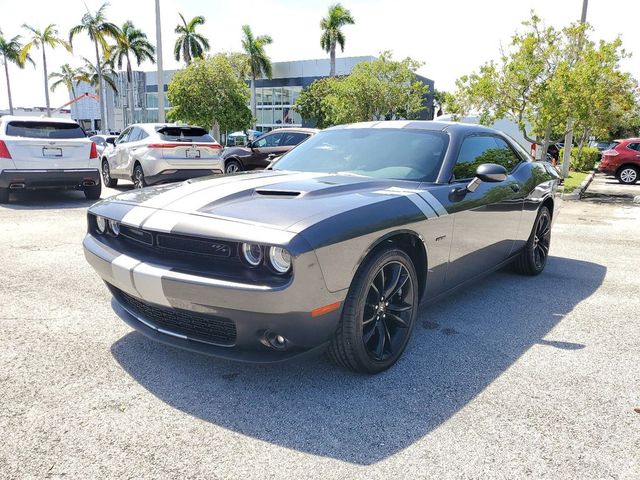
<box><xmin>100</xmin><ymin>123</ymin><xmax>224</xmax><ymax>189</ymax></box>
<box><xmin>0</xmin><ymin>116</ymin><xmax>101</xmax><ymax>203</ymax></box>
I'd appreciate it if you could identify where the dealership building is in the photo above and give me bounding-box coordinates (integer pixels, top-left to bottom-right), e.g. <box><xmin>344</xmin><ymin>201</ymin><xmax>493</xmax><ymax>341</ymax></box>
<box><xmin>70</xmin><ymin>56</ymin><xmax>435</xmax><ymax>134</ymax></box>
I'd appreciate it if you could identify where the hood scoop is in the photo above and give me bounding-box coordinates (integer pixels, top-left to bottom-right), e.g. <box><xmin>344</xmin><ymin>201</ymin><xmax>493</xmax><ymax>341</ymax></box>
<box><xmin>255</xmin><ymin>189</ymin><xmax>301</xmax><ymax>198</ymax></box>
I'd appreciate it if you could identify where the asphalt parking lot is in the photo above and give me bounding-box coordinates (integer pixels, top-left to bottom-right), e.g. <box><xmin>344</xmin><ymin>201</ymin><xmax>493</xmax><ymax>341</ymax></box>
<box><xmin>1</xmin><ymin>180</ymin><xmax>639</xmax><ymax>479</ymax></box>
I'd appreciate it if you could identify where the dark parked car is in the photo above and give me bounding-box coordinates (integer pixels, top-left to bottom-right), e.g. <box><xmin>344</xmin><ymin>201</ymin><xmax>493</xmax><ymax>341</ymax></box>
<box><xmin>84</xmin><ymin>121</ymin><xmax>561</xmax><ymax>373</ymax></box>
<box><xmin>600</xmin><ymin>138</ymin><xmax>640</xmax><ymax>184</ymax></box>
<box><xmin>221</xmin><ymin>128</ymin><xmax>318</xmax><ymax>173</ymax></box>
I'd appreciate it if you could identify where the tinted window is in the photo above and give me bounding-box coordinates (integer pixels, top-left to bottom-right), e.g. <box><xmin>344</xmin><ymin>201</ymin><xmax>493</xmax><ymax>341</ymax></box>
<box><xmin>626</xmin><ymin>142</ymin><xmax>640</xmax><ymax>152</ymax></box>
<box><xmin>453</xmin><ymin>136</ymin><xmax>519</xmax><ymax>180</ymax></box>
<box><xmin>282</xmin><ymin>132</ymin><xmax>309</xmax><ymax>146</ymax></box>
<box><xmin>157</xmin><ymin>126</ymin><xmax>213</xmax><ymax>142</ymax></box>
<box><xmin>255</xmin><ymin>132</ymin><xmax>285</xmax><ymax>148</ymax></box>
<box><xmin>273</xmin><ymin>128</ymin><xmax>448</xmax><ymax>182</ymax></box>
<box><xmin>116</xmin><ymin>128</ymin><xmax>132</xmax><ymax>144</ymax></box>
<box><xmin>6</xmin><ymin>121</ymin><xmax>86</xmax><ymax>139</ymax></box>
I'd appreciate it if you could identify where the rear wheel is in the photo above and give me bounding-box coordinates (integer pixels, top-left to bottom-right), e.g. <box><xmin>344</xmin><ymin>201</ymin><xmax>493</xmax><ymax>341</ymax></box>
<box><xmin>225</xmin><ymin>159</ymin><xmax>242</xmax><ymax>174</ymax></box>
<box><xmin>102</xmin><ymin>160</ymin><xmax>118</xmax><ymax>187</ymax></box>
<box><xmin>0</xmin><ymin>187</ymin><xmax>9</xmax><ymax>204</ymax></box>
<box><xmin>328</xmin><ymin>246</ymin><xmax>419</xmax><ymax>374</ymax></box>
<box><xmin>617</xmin><ymin>166</ymin><xmax>638</xmax><ymax>184</ymax></box>
<box><xmin>514</xmin><ymin>206</ymin><xmax>551</xmax><ymax>276</ymax></box>
<box><xmin>84</xmin><ymin>183</ymin><xmax>102</xmax><ymax>200</ymax></box>
<box><xmin>133</xmin><ymin>164</ymin><xmax>147</xmax><ymax>189</ymax></box>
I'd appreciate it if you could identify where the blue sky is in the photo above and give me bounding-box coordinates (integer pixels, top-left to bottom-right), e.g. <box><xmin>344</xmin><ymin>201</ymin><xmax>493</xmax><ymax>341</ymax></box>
<box><xmin>0</xmin><ymin>0</ymin><xmax>638</xmax><ymax>109</ymax></box>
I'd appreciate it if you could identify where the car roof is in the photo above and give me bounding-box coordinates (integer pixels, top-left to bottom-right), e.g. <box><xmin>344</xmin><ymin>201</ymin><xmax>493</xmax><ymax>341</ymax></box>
<box><xmin>0</xmin><ymin>115</ymin><xmax>80</xmax><ymax>124</ymax></box>
<box><xmin>327</xmin><ymin>120</ymin><xmax>505</xmax><ymax>136</ymax></box>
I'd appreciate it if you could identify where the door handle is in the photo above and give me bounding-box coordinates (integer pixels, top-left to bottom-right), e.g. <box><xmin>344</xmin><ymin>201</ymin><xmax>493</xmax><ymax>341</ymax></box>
<box><xmin>510</xmin><ymin>184</ymin><xmax>520</xmax><ymax>193</ymax></box>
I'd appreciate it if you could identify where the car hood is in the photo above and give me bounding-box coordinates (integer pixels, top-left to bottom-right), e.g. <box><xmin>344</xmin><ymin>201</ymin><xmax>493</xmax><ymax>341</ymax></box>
<box><xmin>93</xmin><ymin>171</ymin><xmax>444</xmax><ymax>235</ymax></box>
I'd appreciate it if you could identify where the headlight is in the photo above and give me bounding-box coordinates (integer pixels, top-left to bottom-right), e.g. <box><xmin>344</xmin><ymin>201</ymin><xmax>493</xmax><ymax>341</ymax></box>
<box><xmin>95</xmin><ymin>216</ymin><xmax>107</xmax><ymax>234</ymax></box>
<box><xmin>109</xmin><ymin>220</ymin><xmax>120</xmax><ymax>236</ymax></box>
<box><xmin>241</xmin><ymin>243</ymin><xmax>263</xmax><ymax>267</ymax></box>
<box><xmin>268</xmin><ymin>247</ymin><xmax>291</xmax><ymax>274</ymax></box>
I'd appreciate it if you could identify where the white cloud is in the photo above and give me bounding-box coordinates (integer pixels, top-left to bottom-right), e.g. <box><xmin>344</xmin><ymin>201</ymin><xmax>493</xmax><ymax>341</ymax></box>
<box><xmin>0</xmin><ymin>0</ymin><xmax>638</xmax><ymax>110</ymax></box>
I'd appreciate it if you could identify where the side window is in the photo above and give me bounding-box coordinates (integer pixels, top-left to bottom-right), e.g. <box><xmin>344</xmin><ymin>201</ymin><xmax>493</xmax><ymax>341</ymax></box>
<box><xmin>491</xmin><ymin>137</ymin><xmax>522</xmax><ymax>171</ymax></box>
<box><xmin>116</xmin><ymin>128</ymin><xmax>132</xmax><ymax>144</ymax></box>
<box><xmin>265</xmin><ymin>133</ymin><xmax>285</xmax><ymax>147</ymax></box>
<box><xmin>626</xmin><ymin>142</ymin><xmax>640</xmax><ymax>152</ymax></box>
<box><xmin>453</xmin><ymin>136</ymin><xmax>500</xmax><ymax>180</ymax></box>
<box><xmin>253</xmin><ymin>135</ymin><xmax>268</xmax><ymax>148</ymax></box>
<box><xmin>137</xmin><ymin>129</ymin><xmax>149</xmax><ymax>141</ymax></box>
<box><xmin>283</xmin><ymin>132</ymin><xmax>308</xmax><ymax>146</ymax></box>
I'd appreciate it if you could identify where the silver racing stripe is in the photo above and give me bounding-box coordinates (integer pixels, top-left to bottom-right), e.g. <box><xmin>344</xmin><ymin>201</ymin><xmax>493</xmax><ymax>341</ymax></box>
<box><xmin>418</xmin><ymin>191</ymin><xmax>448</xmax><ymax>217</ymax></box>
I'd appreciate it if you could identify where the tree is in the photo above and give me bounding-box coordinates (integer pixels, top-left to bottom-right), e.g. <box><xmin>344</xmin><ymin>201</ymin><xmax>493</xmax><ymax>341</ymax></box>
<box><xmin>76</xmin><ymin>57</ymin><xmax>119</xmax><ymax>94</ymax></box>
<box><xmin>294</xmin><ymin>52</ymin><xmax>428</xmax><ymax>128</ymax></box>
<box><xmin>320</xmin><ymin>3</ymin><xmax>355</xmax><ymax>77</ymax></box>
<box><xmin>20</xmin><ymin>24</ymin><xmax>71</xmax><ymax>117</ymax></box>
<box><xmin>69</xmin><ymin>2</ymin><xmax>120</xmax><ymax>132</ymax></box>
<box><xmin>111</xmin><ymin>21</ymin><xmax>155</xmax><ymax>126</ymax></box>
<box><xmin>241</xmin><ymin>25</ymin><xmax>272</xmax><ymax>129</ymax></box>
<box><xmin>174</xmin><ymin>14</ymin><xmax>209</xmax><ymax>64</ymax></box>
<box><xmin>450</xmin><ymin>13</ymin><xmax>638</xmax><ymax>162</ymax></box>
<box><xmin>167</xmin><ymin>54</ymin><xmax>252</xmax><ymax>139</ymax></box>
<box><xmin>49</xmin><ymin>63</ymin><xmax>81</xmax><ymax>99</ymax></box>
<box><xmin>0</xmin><ymin>34</ymin><xmax>33</xmax><ymax>115</ymax></box>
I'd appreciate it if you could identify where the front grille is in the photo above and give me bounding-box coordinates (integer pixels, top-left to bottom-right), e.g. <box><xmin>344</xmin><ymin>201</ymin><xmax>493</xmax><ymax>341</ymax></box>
<box><xmin>111</xmin><ymin>285</ymin><xmax>236</xmax><ymax>346</ymax></box>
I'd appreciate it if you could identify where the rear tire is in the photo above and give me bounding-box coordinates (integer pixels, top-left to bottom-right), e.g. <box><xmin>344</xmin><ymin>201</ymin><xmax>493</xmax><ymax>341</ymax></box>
<box><xmin>514</xmin><ymin>206</ymin><xmax>551</xmax><ymax>276</ymax></box>
<box><xmin>328</xmin><ymin>246</ymin><xmax>419</xmax><ymax>374</ymax></box>
<box><xmin>225</xmin><ymin>159</ymin><xmax>242</xmax><ymax>174</ymax></box>
<box><xmin>616</xmin><ymin>166</ymin><xmax>639</xmax><ymax>184</ymax></box>
<box><xmin>84</xmin><ymin>183</ymin><xmax>102</xmax><ymax>200</ymax></box>
<box><xmin>102</xmin><ymin>160</ymin><xmax>118</xmax><ymax>187</ymax></box>
<box><xmin>0</xmin><ymin>187</ymin><xmax>9</xmax><ymax>204</ymax></box>
<box><xmin>133</xmin><ymin>164</ymin><xmax>147</xmax><ymax>189</ymax></box>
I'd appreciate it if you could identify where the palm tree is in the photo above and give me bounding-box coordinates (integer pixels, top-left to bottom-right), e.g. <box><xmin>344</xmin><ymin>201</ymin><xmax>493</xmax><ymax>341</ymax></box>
<box><xmin>69</xmin><ymin>3</ymin><xmax>120</xmax><ymax>133</ymax></box>
<box><xmin>0</xmin><ymin>34</ymin><xmax>33</xmax><ymax>115</ymax></box>
<box><xmin>20</xmin><ymin>24</ymin><xmax>71</xmax><ymax>116</ymax></box>
<box><xmin>174</xmin><ymin>14</ymin><xmax>209</xmax><ymax>64</ymax></box>
<box><xmin>49</xmin><ymin>63</ymin><xmax>81</xmax><ymax>99</ymax></box>
<box><xmin>320</xmin><ymin>3</ymin><xmax>355</xmax><ymax>77</ymax></box>
<box><xmin>154</xmin><ymin>0</ymin><xmax>165</xmax><ymax>122</ymax></box>
<box><xmin>76</xmin><ymin>57</ymin><xmax>118</xmax><ymax>94</ymax></box>
<box><xmin>111</xmin><ymin>21</ymin><xmax>155</xmax><ymax>126</ymax></box>
<box><xmin>241</xmin><ymin>25</ymin><xmax>273</xmax><ymax>129</ymax></box>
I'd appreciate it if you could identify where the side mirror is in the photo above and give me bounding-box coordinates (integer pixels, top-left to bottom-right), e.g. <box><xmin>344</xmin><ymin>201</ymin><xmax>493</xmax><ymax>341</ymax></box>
<box><xmin>466</xmin><ymin>163</ymin><xmax>508</xmax><ymax>193</ymax></box>
<box><xmin>106</xmin><ymin>137</ymin><xmax>116</xmax><ymax>145</ymax></box>
<box><xmin>246</xmin><ymin>141</ymin><xmax>253</xmax><ymax>149</ymax></box>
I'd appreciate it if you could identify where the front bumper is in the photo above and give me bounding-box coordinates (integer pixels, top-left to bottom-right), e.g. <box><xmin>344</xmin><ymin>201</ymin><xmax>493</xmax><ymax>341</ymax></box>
<box><xmin>83</xmin><ymin>234</ymin><xmax>345</xmax><ymax>362</ymax></box>
<box><xmin>0</xmin><ymin>168</ymin><xmax>100</xmax><ymax>189</ymax></box>
<box><xmin>145</xmin><ymin>168</ymin><xmax>222</xmax><ymax>186</ymax></box>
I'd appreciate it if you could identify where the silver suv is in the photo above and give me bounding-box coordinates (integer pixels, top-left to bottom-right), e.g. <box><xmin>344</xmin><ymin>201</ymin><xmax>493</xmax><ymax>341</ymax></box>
<box><xmin>101</xmin><ymin>123</ymin><xmax>224</xmax><ymax>188</ymax></box>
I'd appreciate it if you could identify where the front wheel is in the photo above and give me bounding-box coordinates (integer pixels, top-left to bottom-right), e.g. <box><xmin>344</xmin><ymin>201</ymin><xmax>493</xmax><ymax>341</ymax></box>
<box><xmin>328</xmin><ymin>246</ymin><xmax>419</xmax><ymax>374</ymax></box>
<box><xmin>102</xmin><ymin>160</ymin><xmax>118</xmax><ymax>187</ymax></box>
<box><xmin>225</xmin><ymin>159</ymin><xmax>242</xmax><ymax>174</ymax></box>
<box><xmin>133</xmin><ymin>164</ymin><xmax>147</xmax><ymax>189</ymax></box>
<box><xmin>617</xmin><ymin>166</ymin><xmax>638</xmax><ymax>184</ymax></box>
<box><xmin>514</xmin><ymin>206</ymin><xmax>551</xmax><ymax>276</ymax></box>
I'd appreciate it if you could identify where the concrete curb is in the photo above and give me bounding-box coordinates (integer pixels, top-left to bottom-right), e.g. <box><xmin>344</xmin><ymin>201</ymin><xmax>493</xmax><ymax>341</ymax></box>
<box><xmin>562</xmin><ymin>170</ymin><xmax>596</xmax><ymax>201</ymax></box>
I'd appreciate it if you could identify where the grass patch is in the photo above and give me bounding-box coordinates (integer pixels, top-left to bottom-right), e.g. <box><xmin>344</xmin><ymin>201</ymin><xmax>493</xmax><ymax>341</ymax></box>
<box><xmin>563</xmin><ymin>171</ymin><xmax>589</xmax><ymax>193</ymax></box>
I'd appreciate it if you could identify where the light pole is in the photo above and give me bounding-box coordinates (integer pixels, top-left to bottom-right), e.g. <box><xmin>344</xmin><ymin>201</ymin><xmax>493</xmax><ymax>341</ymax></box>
<box><xmin>561</xmin><ymin>0</ymin><xmax>588</xmax><ymax>178</ymax></box>
<box><xmin>155</xmin><ymin>0</ymin><xmax>165</xmax><ymax>123</ymax></box>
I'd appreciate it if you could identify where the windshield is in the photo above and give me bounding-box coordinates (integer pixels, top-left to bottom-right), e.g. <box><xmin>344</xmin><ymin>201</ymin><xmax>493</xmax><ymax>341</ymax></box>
<box><xmin>272</xmin><ymin>128</ymin><xmax>448</xmax><ymax>182</ymax></box>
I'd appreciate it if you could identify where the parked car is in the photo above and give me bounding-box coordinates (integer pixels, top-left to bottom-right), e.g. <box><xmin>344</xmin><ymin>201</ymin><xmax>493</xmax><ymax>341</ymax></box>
<box><xmin>100</xmin><ymin>123</ymin><xmax>223</xmax><ymax>189</ymax></box>
<box><xmin>84</xmin><ymin>121</ymin><xmax>561</xmax><ymax>373</ymax></box>
<box><xmin>221</xmin><ymin>127</ymin><xmax>318</xmax><ymax>173</ymax></box>
<box><xmin>589</xmin><ymin>140</ymin><xmax>615</xmax><ymax>160</ymax></box>
<box><xmin>599</xmin><ymin>138</ymin><xmax>640</xmax><ymax>184</ymax></box>
<box><xmin>90</xmin><ymin>134</ymin><xmax>117</xmax><ymax>157</ymax></box>
<box><xmin>0</xmin><ymin>116</ymin><xmax>101</xmax><ymax>203</ymax></box>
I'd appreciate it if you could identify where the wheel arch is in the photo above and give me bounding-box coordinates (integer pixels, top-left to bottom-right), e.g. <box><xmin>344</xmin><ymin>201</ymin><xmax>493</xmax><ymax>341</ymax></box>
<box><xmin>225</xmin><ymin>156</ymin><xmax>244</xmax><ymax>169</ymax></box>
<box><xmin>358</xmin><ymin>230</ymin><xmax>428</xmax><ymax>301</ymax></box>
<box><xmin>616</xmin><ymin>163</ymin><xmax>639</xmax><ymax>176</ymax></box>
<box><xmin>541</xmin><ymin>196</ymin><xmax>554</xmax><ymax>220</ymax></box>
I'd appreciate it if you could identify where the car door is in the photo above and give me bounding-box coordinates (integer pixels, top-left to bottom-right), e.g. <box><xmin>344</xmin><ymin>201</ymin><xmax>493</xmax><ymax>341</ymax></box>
<box><xmin>120</xmin><ymin>127</ymin><xmax>147</xmax><ymax>177</ymax></box>
<box><xmin>445</xmin><ymin>134</ymin><xmax>525</xmax><ymax>288</ymax></box>
<box><xmin>110</xmin><ymin>127</ymin><xmax>133</xmax><ymax>176</ymax></box>
<box><xmin>249</xmin><ymin>132</ymin><xmax>286</xmax><ymax>169</ymax></box>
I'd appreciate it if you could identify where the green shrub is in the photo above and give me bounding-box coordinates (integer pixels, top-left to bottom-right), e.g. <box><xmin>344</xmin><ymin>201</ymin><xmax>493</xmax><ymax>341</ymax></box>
<box><xmin>558</xmin><ymin>147</ymin><xmax>600</xmax><ymax>172</ymax></box>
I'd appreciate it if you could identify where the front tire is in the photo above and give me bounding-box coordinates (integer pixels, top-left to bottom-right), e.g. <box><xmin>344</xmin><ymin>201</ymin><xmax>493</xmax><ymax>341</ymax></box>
<box><xmin>102</xmin><ymin>160</ymin><xmax>118</xmax><ymax>187</ymax></box>
<box><xmin>133</xmin><ymin>164</ymin><xmax>147</xmax><ymax>189</ymax></box>
<box><xmin>225</xmin><ymin>159</ymin><xmax>242</xmax><ymax>174</ymax></box>
<box><xmin>84</xmin><ymin>183</ymin><xmax>102</xmax><ymax>200</ymax></box>
<box><xmin>617</xmin><ymin>166</ymin><xmax>639</xmax><ymax>184</ymax></box>
<box><xmin>328</xmin><ymin>246</ymin><xmax>419</xmax><ymax>374</ymax></box>
<box><xmin>514</xmin><ymin>206</ymin><xmax>551</xmax><ymax>276</ymax></box>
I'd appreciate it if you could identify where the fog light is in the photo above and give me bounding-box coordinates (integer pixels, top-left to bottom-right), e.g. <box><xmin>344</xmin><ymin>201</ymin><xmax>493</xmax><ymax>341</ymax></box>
<box><xmin>109</xmin><ymin>219</ymin><xmax>120</xmax><ymax>236</ymax></box>
<box><xmin>96</xmin><ymin>216</ymin><xmax>107</xmax><ymax>234</ymax></box>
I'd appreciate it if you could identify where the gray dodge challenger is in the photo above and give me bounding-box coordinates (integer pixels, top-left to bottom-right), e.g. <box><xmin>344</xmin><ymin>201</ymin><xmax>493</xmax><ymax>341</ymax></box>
<box><xmin>84</xmin><ymin>121</ymin><xmax>561</xmax><ymax>373</ymax></box>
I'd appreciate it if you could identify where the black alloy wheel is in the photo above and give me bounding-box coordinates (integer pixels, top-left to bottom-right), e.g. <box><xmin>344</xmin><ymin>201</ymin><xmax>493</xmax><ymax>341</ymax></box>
<box><xmin>328</xmin><ymin>246</ymin><xmax>419</xmax><ymax>373</ymax></box>
<box><xmin>514</xmin><ymin>206</ymin><xmax>551</xmax><ymax>276</ymax></box>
